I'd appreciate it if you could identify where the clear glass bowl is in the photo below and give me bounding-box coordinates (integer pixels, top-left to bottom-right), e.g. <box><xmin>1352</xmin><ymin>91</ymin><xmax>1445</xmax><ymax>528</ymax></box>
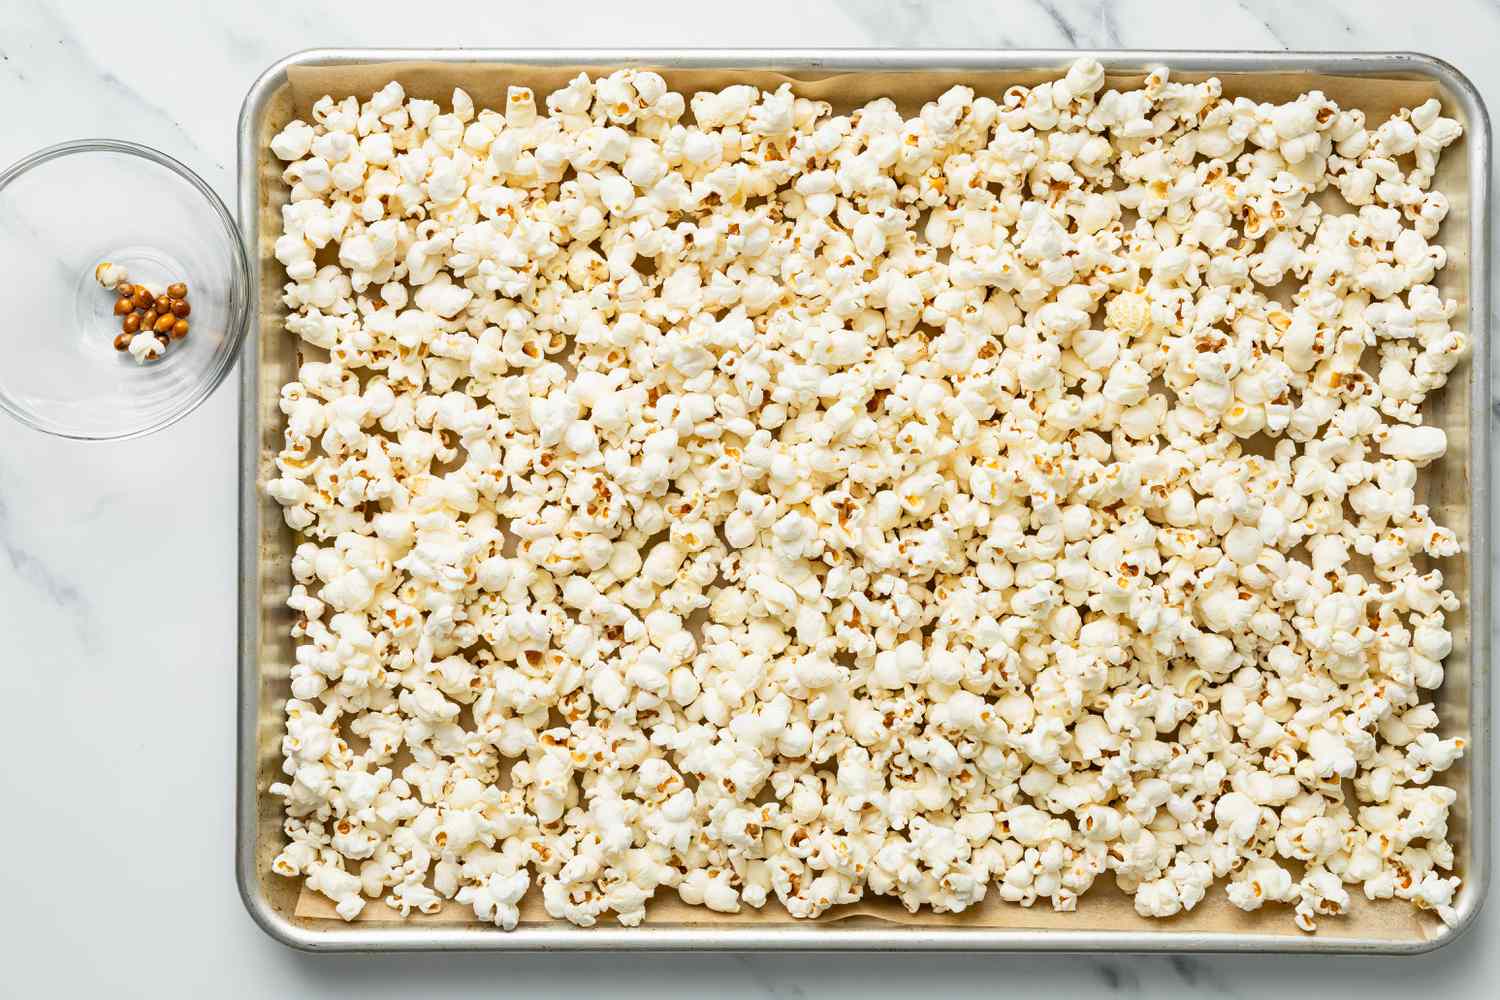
<box><xmin>0</xmin><ymin>139</ymin><xmax>249</xmax><ymax>440</ymax></box>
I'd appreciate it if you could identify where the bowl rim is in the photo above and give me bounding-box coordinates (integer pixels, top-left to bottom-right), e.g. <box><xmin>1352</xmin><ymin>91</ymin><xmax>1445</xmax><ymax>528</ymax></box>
<box><xmin>0</xmin><ymin>137</ymin><xmax>251</xmax><ymax>441</ymax></box>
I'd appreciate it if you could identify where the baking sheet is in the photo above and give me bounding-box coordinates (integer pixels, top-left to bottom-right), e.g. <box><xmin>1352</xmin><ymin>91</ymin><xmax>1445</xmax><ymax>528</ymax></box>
<box><xmin>240</xmin><ymin>51</ymin><xmax>1487</xmax><ymax>951</ymax></box>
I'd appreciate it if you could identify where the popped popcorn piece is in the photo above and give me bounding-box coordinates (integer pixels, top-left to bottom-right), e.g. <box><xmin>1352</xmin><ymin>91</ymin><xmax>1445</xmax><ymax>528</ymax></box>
<box><xmin>94</xmin><ymin>261</ymin><xmax>129</xmax><ymax>290</ymax></box>
<box><xmin>127</xmin><ymin>329</ymin><xmax>165</xmax><ymax>363</ymax></box>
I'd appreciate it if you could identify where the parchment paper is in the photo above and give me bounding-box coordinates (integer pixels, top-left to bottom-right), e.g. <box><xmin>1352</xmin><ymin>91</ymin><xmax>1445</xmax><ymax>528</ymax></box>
<box><xmin>253</xmin><ymin>59</ymin><xmax>1468</xmax><ymax>943</ymax></box>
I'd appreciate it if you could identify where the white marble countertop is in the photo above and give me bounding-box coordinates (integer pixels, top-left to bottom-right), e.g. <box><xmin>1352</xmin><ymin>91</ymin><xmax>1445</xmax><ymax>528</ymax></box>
<box><xmin>1</xmin><ymin>0</ymin><xmax>1495</xmax><ymax>995</ymax></box>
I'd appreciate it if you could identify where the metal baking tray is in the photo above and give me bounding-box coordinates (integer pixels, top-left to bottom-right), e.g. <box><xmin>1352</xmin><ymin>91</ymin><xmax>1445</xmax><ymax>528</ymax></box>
<box><xmin>237</xmin><ymin>49</ymin><xmax>1491</xmax><ymax>952</ymax></box>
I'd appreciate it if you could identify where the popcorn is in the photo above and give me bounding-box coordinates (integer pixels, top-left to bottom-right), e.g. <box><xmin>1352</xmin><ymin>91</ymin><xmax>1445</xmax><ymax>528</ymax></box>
<box><xmin>458</xmin><ymin>869</ymin><xmax>530</xmax><ymax>930</ymax></box>
<box><xmin>265</xmin><ymin>62</ymin><xmax>1469</xmax><ymax>935</ymax></box>
<box><xmin>271</xmin><ymin>120</ymin><xmax>316</xmax><ymax>162</ymax></box>
<box><xmin>94</xmin><ymin>261</ymin><xmax>129</xmax><ymax>290</ymax></box>
<box><xmin>1377</xmin><ymin>424</ymin><xmax>1448</xmax><ymax>465</ymax></box>
<box><xmin>127</xmin><ymin>329</ymin><xmax>166</xmax><ymax>363</ymax></box>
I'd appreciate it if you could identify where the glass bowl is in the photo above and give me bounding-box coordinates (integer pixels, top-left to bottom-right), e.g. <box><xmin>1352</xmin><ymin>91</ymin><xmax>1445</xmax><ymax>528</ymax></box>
<box><xmin>0</xmin><ymin>139</ymin><xmax>249</xmax><ymax>440</ymax></box>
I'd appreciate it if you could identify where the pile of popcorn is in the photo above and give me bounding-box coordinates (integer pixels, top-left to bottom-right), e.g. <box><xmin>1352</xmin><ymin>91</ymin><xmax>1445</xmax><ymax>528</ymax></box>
<box><xmin>264</xmin><ymin>59</ymin><xmax>1470</xmax><ymax>933</ymax></box>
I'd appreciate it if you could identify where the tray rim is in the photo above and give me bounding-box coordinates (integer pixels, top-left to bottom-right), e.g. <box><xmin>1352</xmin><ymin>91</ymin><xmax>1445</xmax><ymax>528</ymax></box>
<box><xmin>236</xmin><ymin>47</ymin><xmax>1492</xmax><ymax>953</ymax></box>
